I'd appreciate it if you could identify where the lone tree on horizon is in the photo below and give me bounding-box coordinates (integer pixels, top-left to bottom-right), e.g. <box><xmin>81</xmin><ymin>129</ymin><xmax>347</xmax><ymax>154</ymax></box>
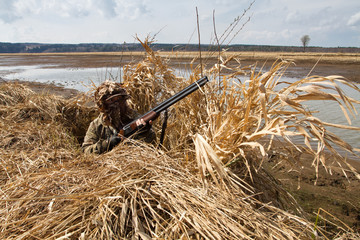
<box><xmin>301</xmin><ymin>35</ymin><xmax>311</xmax><ymax>52</ymax></box>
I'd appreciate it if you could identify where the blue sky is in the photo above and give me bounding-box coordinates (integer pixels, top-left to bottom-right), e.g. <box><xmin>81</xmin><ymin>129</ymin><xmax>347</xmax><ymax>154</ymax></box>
<box><xmin>0</xmin><ymin>0</ymin><xmax>359</xmax><ymax>47</ymax></box>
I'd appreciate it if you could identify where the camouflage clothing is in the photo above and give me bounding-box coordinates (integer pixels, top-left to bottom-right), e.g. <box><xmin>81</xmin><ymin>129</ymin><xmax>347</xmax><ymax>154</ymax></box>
<box><xmin>82</xmin><ymin>80</ymin><xmax>156</xmax><ymax>154</ymax></box>
<box><xmin>82</xmin><ymin>112</ymin><xmax>156</xmax><ymax>154</ymax></box>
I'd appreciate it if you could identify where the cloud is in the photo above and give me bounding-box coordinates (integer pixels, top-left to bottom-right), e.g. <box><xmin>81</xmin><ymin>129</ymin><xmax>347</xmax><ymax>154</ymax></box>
<box><xmin>112</xmin><ymin>0</ymin><xmax>149</xmax><ymax>20</ymax></box>
<box><xmin>0</xmin><ymin>0</ymin><xmax>21</xmax><ymax>23</ymax></box>
<box><xmin>0</xmin><ymin>0</ymin><xmax>92</xmax><ymax>22</ymax></box>
<box><xmin>96</xmin><ymin>0</ymin><xmax>117</xmax><ymax>18</ymax></box>
<box><xmin>348</xmin><ymin>12</ymin><xmax>360</xmax><ymax>26</ymax></box>
<box><xmin>0</xmin><ymin>0</ymin><xmax>359</xmax><ymax>47</ymax></box>
<box><xmin>0</xmin><ymin>0</ymin><xmax>149</xmax><ymax>23</ymax></box>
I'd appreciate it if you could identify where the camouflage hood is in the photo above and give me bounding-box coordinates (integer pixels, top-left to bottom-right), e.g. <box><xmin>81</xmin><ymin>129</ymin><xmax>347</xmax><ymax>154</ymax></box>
<box><xmin>94</xmin><ymin>80</ymin><xmax>129</xmax><ymax>111</ymax></box>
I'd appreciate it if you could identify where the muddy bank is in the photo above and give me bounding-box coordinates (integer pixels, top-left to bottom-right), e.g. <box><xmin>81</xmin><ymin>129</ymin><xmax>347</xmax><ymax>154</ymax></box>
<box><xmin>0</xmin><ymin>78</ymin><xmax>80</xmax><ymax>99</ymax></box>
<box><xmin>263</xmin><ymin>147</ymin><xmax>360</xmax><ymax>232</ymax></box>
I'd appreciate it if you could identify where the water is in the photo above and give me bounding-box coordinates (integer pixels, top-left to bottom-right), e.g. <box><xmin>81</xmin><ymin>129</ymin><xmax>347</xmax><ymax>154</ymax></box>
<box><xmin>299</xmin><ymin>84</ymin><xmax>360</xmax><ymax>153</ymax></box>
<box><xmin>1</xmin><ymin>62</ymin><xmax>359</xmax><ymax>153</ymax></box>
<box><xmin>1</xmin><ymin>66</ymin><xmax>121</xmax><ymax>92</ymax></box>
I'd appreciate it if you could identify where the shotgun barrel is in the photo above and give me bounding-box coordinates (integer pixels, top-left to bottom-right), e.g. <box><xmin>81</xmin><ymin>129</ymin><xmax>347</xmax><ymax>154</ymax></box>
<box><xmin>120</xmin><ymin>76</ymin><xmax>209</xmax><ymax>137</ymax></box>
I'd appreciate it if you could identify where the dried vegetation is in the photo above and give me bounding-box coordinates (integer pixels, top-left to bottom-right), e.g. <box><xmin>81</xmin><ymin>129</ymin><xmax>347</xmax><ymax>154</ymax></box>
<box><xmin>1</xmin><ymin>40</ymin><xmax>360</xmax><ymax>239</ymax></box>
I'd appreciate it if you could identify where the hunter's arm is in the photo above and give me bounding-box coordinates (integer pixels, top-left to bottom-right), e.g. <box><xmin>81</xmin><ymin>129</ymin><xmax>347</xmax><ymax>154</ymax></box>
<box><xmin>82</xmin><ymin>118</ymin><xmax>111</xmax><ymax>154</ymax></box>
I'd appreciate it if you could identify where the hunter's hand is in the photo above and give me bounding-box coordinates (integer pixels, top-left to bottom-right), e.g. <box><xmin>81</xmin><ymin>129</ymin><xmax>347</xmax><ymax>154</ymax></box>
<box><xmin>136</xmin><ymin>119</ymin><xmax>152</xmax><ymax>128</ymax></box>
<box><xmin>108</xmin><ymin>134</ymin><xmax>122</xmax><ymax>149</ymax></box>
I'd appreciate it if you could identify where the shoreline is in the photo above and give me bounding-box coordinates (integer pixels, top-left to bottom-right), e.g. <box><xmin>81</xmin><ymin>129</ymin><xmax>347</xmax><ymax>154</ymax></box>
<box><xmin>264</xmin><ymin>149</ymin><xmax>360</xmax><ymax>231</ymax></box>
<box><xmin>1</xmin><ymin>78</ymin><xmax>80</xmax><ymax>99</ymax></box>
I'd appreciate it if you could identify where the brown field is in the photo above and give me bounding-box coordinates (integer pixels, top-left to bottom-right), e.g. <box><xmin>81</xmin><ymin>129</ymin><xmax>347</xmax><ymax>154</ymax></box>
<box><xmin>1</xmin><ymin>51</ymin><xmax>359</xmax><ymax>83</ymax></box>
<box><xmin>2</xmin><ymin>51</ymin><xmax>359</xmax><ymax>62</ymax></box>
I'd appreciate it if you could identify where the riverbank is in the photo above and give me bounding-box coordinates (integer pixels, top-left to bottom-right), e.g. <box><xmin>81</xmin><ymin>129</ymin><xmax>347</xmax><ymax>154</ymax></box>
<box><xmin>264</xmin><ymin>147</ymin><xmax>360</xmax><ymax>232</ymax></box>
<box><xmin>1</xmin><ymin>79</ymin><xmax>80</xmax><ymax>99</ymax></box>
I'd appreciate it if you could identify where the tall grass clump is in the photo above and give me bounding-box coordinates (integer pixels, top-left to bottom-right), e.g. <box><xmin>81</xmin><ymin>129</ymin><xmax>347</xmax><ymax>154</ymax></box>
<box><xmin>0</xmin><ymin>84</ymin><xmax>97</xmax><ymax>182</ymax></box>
<box><xmin>123</xmin><ymin>40</ymin><xmax>360</xmax><ymax>182</ymax></box>
<box><xmin>205</xmin><ymin>59</ymin><xmax>360</xmax><ymax>182</ymax></box>
<box><xmin>0</xmin><ymin>40</ymin><xmax>359</xmax><ymax>239</ymax></box>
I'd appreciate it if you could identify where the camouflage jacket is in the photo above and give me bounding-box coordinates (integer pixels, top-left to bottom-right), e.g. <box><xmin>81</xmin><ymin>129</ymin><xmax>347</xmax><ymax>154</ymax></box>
<box><xmin>82</xmin><ymin>112</ymin><xmax>156</xmax><ymax>154</ymax></box>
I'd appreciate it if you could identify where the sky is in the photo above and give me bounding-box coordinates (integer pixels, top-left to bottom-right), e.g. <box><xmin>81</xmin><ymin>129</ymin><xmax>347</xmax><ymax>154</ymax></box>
<box><xmin>0</xmin><ymin>0</ymin><xmax>359</xmax><ymax>47</ymax></box>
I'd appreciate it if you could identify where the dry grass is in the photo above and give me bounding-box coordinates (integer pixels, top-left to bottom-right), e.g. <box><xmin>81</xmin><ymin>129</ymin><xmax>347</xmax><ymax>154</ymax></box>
<box><xmin>122</xmin><ymin>40</ymin><xmax>360</xmax><ymax>181</ymax></box>
<box><xmin>0</xmin><ymin>142</ymin><xmax>314</xmax><ymax>239</ymax></box>
<box><xmin>1</xmin><ymin>39</ymin><xmax>360</xmax><ymax>239</ymax></box>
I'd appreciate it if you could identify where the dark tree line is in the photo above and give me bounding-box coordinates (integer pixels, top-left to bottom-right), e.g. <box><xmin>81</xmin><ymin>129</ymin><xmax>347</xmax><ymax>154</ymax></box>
<box><xmin>0</xmin><ymin>42</ymin><xmax>359</xmax><ymax>53</ymax></box>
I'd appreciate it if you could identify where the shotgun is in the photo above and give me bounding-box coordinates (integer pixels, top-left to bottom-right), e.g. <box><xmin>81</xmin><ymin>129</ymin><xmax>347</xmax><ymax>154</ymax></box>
<box><xmin>119</xmin><ymin>76</ymin><xmax>209</xmax><ymax>138</ymax></box>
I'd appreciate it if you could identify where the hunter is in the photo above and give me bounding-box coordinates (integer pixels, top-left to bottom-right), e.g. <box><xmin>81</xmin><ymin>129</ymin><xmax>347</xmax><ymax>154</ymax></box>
<box><xmin>82</xmin><ymin>80</ymin><xmax>156</xmax><ymax>154</ymax></box>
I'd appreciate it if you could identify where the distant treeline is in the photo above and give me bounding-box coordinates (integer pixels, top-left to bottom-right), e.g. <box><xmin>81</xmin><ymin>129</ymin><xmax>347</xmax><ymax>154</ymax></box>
<box><xmin>0</xmin><ymin>42</ymin><xmax>359</xmax><ymax>53</ymax></box>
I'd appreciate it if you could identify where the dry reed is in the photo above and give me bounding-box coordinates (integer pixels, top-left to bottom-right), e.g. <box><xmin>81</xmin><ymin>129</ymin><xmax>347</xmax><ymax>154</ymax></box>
<box><xmin>1</xmin><ymin>40</ymin><xmax>359</xmax><ymax>239</ymax></box>
<box><xmin>123</xmin><ymin>40</ymin><xmax>360</xmax><ymax>182</ymax></box>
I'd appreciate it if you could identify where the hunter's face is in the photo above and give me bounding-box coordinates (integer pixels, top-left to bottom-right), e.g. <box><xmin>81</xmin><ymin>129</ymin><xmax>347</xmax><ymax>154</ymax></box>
<box><xmin>102</xmin><ymin>94</ymin><xmax>129</xmax><ymax>128</ymax></box>
<box><xmin>104</xmin><ymin>95</ymin><xmax>127</xmax><ymax>110</ymax></box>
<box><xmin>106</xmin><ymin>99</ymin><xmax>127</xmax><ymax>113</ymax></box>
